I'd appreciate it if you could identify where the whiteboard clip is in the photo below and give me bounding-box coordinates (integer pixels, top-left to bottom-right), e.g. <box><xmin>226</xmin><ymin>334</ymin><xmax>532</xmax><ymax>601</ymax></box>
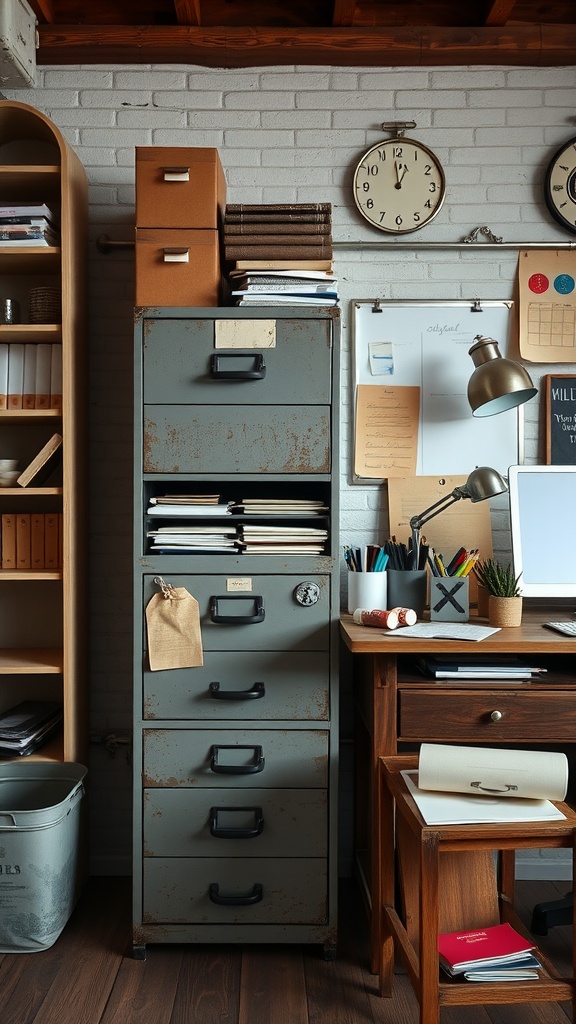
<box><xmin>372</xmin><ymin>298</ymin><xmax>383</xmax><ymax>313</ymax></box>
<box><xmin>471</xmin><ymin>299</ymin><xmax>483</xmax><ymax>312</ymax></box>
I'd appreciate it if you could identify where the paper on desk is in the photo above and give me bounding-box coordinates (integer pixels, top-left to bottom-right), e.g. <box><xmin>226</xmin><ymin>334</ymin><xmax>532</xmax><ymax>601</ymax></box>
<box><xmin>388</xmin><ymin>623</ymin><xmax>500</xmax><ymax>641</ymax></box>
<box><xmin>418</xmin><ymin>743</ymin><xmax>568</xmax><ymax>802</ymax></box>
<box><xmin>401</xmin><ymin>770</ymin><xmax>566</xmax><ymax>825</ymax></box>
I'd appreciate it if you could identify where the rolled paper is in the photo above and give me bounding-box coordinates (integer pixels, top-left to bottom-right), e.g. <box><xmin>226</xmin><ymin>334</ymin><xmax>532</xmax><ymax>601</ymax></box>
<box><xmin>352</xmin><ymin>608</ymin><xmax>399</xmax><ymax>630</ymax></box>
<box><xmin>418</xmin><ymin>743</ymin><xmax>568</xmax><ymax>802</ymax></box>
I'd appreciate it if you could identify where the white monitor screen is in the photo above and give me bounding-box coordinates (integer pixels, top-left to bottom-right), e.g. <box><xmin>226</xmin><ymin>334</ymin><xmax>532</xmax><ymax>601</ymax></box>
<box><xmin>509</xmin><ymin>464</ymin><xmax>576</xmax><ymax>598</ymax></box>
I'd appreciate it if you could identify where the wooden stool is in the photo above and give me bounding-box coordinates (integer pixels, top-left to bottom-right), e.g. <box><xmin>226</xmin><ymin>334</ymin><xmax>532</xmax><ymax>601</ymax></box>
<box><xmin>378</xmin><ymin>754</ymin><xmax>576</xmax><ymax>1024</ymax></box>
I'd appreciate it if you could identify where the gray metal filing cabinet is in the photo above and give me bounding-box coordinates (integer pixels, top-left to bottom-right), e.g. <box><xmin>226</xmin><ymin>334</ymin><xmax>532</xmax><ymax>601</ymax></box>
<box><xmin>133</xmin><ymin>307</ymin><xmax>340</xmax><ymax>957</ymax></box>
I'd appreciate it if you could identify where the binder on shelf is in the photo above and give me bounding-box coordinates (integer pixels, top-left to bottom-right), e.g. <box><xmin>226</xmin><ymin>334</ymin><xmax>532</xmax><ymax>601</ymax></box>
<box><xmin>7</xmin><ymin>343</ymin><xmax>24</xmax><ymax>410</ymax></box>
<box><xmin>30</xmin><ymin>513</ymin><xmax>45</xmax><ymax>569</ymax></box>
<box><xmin>16</xmin><ymin>513</ymin><xmax>31</xmax><ymax>569</ymax></box>
<box><xmin>23</xmin><ymin>344</ymin><xmax>37</xmax><ymax>410</ymax></box>
<box><xmin>44</xmin><ymin>513</ymin><xmax>59</xmax><ymax>568</ymax></box>
<box><xmin>34</xmin><ymin>343</ymin><xmax>52</xmax><ymax>410</ymax></box>
<box><xmin>1</xmin><ymin>513</ymin><xmax>16</xmax><ymax>569</ymax></box>
<box><xmin>16</xmin><ymin>432</ymin><xmax>62</xmax><ymax>488</ymax></box>
<box><xmin>0</xmin><ymin>343</ymin><xmax>8</xmax><ymax>410</ymax></box>
<box><xmin>50</xmin><ymin>344</ymin><xmax>62</xmax><ymax>409</ymax></box>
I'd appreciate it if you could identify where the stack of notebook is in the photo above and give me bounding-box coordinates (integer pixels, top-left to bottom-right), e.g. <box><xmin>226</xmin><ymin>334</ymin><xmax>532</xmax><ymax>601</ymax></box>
<box><xmin>224</xmin><ymin>200</ymin><xmax>339</xmax><ymax>305</ymax></box>
<box><xmin>0</xmin><ymin>700</ymin><xmax>63</xmax><ymax>756</ymax></box>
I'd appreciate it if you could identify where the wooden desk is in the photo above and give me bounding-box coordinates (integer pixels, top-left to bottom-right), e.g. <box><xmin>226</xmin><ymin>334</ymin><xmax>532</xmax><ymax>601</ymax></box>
<box><xmin>340</xmin><ymin>608</ymin><xmax>576</xmax><ymax>972</ymax></box>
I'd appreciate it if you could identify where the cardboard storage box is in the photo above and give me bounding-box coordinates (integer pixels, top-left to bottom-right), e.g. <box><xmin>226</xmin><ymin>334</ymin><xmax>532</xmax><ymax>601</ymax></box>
<box><xmin>0</xmin><ymin>762</ymin><xmax>87</xmax><ymax>952</ymax></box>
<box><xmin>136</xmin><ymin>147</ymin><xmax>226</xmax><ymax>230</ymax></box>
<box><xmin>135</xmin><ymin>228</ymin><xmax>221</xmax><ymax>307</ymax></box>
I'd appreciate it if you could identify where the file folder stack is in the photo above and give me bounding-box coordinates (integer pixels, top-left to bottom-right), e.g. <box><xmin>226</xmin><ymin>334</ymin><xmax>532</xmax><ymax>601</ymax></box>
<box><xmin>0</xmin><ymin>700</ymin><xmax>63</xmax><ymax>756</ymax></box>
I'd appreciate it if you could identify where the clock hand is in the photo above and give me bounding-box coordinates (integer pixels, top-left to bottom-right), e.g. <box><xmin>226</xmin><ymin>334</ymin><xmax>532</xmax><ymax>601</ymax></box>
<box><xmin>394</xmin><ymin>162</ymin><xmax>408</xmax><ymax>189</ymax></box>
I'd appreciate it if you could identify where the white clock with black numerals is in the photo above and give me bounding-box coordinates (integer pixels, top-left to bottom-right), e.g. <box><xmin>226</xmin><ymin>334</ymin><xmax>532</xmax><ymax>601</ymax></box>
<box><xmin>353</xmin><ymin>123</ymin><xmax>446</xmax><ymax>235</ymax></box>
<box><xmin>544</xmin><ymin>135</ymin><xmax>576</xmax><ymax>234</ymax></box>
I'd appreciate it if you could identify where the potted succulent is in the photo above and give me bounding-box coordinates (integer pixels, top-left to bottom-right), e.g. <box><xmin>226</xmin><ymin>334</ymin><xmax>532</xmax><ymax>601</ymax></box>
<box><xmin>473</xmin><ymin>558</ymin><xmax>523</xmax><ymax>626</ymax></box>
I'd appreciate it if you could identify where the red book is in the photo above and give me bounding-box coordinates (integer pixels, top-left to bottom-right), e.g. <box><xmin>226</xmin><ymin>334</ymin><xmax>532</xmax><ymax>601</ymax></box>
<box><xmin>438</xmin><ymin>922</ymin><xmax>535</xmax><ymax>974</ymax></box>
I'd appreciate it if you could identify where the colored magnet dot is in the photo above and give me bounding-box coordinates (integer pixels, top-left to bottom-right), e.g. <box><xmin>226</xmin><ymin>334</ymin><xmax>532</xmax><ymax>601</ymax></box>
<box><xmin>554</xmin><ymin>273</ymin><xmax>575</xmax><ymax>295</ymax></box>
<box><xmin>528</xmin><ymin>273</ymin><xmax>549</xmax><ymax>294</ymax></box>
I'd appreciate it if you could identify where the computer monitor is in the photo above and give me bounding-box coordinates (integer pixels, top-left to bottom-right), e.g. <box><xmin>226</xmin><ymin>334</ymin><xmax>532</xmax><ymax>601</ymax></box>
<box><xmin>508</xmin><ymin>464</ymin><xmax>576</xmax><ymax>598</ymax></box>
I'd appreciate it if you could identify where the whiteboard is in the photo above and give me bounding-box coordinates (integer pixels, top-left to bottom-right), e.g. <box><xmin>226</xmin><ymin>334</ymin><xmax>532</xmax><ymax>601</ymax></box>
<box><xmin>352</xmin><ymin>299</ymin><xmax>522</xmax><ymax>479</ymax></box>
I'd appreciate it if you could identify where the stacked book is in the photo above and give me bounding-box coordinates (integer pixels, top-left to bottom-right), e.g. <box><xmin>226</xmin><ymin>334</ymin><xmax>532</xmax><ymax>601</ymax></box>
<box><xmin>223</xmin><ymin>204</ymin><xmax>336</xmax><ymax>302</ymax></box>
<box><xmin>0</xmin><ymin>203</ymin><xmax>60</xmax><ymax>247</ymax></box>
<box><xmin>0</xmin><ymin>700</ymin><xmax>63</xmax><ymax>757</ymax></box>
<box><xmin>438</xmin><ymin>922</ymin><xmax>541</xmax><ymax>982</ymax></box>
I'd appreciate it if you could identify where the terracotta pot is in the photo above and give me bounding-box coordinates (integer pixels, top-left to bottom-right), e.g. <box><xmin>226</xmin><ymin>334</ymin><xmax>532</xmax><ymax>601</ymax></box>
<box><xmin>488</xmin><ymin>595</ymin><xmax>523</xmax><ymax>627</ymax></box>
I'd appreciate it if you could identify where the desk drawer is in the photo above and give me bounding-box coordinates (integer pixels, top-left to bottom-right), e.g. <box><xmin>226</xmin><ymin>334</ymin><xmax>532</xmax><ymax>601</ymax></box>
<box><xmin>399</xmin><ymin>689</ymin><xmax>576</xmax><ymax>742</ymax></box>
<box><xmin>143</xmin><ymin>728</ymin><xmax>329</xmax><ymax>788</ymax></box>
<box><xmin>143</xmin><ymin>857</ymin><xmax>326</xmax><ymax>925</ymax></box>
<box><xmin>143</xmin><ymin>650</ymin><xmax>329</xmax><ymax>720</ymax></box>
<box><xmin>143</xmin><ymin>405</ymin><xmax>330</xmax><ymax>474</ymax></box>
<box><xmin>142</xmin><ymin>574</ymin><xmax>331</xmax><ymax>652</ymax></box>
<box><xmin>143</xmin><ymin>788</ymin><xmax>327</xmax><ymax>857</ymax></box>
<box><xmin>143</xmin><ymin>316</ymin><xmax>332</xmax><ymax>405</ymax></box>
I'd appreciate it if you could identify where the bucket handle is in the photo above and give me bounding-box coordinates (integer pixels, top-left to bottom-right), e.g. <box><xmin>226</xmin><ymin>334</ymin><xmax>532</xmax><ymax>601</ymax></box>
<box><xmin>0</xmin><ymin>781</ymin><xmax>85</xmax><ymax>831</ymax></box>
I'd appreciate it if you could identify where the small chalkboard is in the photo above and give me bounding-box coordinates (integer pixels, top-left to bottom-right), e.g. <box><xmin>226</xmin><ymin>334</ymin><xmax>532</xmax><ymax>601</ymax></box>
<box><xmin>545</xmin><ymin>374</ymin><xmax>576</xmax><ymax>464</ymax></box>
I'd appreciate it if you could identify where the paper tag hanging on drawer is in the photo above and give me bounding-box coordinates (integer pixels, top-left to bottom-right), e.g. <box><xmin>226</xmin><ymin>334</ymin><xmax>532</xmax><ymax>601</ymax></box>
<box><xmin>145</xmin><ymin>577</ymin><xmax>203</xmax><ymax>671</ymax></box>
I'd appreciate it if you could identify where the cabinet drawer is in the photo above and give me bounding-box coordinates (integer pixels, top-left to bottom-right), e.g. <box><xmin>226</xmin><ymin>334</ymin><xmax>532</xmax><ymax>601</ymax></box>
<box><xmin>142</xmin><ymin>316</ymin><xmax>332</xmax><ymax>405</ymax></box>
<box><xmin>143</xmin><ymin>857</ymin><xmax>327</xmax><ymax>924</ymax></box>
<box><xmin>143</xmin><ymin>404</ymin><xmax>330</xmax><ymax>474</ymax></box>
<box><xmin>135</xmin><ymin>147</ymin><xmax>226</xmax><ymax>229</ymax></box>
<box><xmin>135</xmin><ymin>229</ymin><xmax>221</xmax><ymax>307</ymax></box>
<box><xmin>143</xmin><ymin>574</ymin><xmax>331</xmax><ymax>652</ymax></box>
<box><xmin>399</xmin><ymin>689</ymin><xmax>576</xmax><ymax>742</ymax></box>
<box><xmin>143</xmin><ymin>650</ymin><xmax>329</xmax><ymax>720</ymax></box>
<box><xmin>143</xmin><ymin>728</ymin><xmax>329</xmax><ymax>788</ymax></box>
<box><xmin>143</xmin><ymin>788</ymin><xmax>327</xmax><ymax>857</ymax></box>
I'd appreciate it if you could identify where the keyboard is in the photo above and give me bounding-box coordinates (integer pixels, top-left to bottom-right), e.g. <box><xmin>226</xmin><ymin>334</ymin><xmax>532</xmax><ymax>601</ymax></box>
<box><xmin>543</xmin><ymin>620</ymin><xmax>576</xmax><ymax>637</ymax></box>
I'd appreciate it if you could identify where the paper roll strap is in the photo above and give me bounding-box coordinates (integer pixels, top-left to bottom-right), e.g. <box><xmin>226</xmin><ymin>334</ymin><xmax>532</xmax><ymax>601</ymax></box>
<box><xmin>145</xmin><ymin>575</ymin><xmax>204</xmax><ymax>671</ymax></box>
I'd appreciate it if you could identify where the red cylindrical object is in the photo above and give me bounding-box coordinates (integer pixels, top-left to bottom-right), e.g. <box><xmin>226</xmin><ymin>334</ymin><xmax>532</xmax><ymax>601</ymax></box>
<box><xmin>389</xmin><ymin>606</ymin><xmax>417</xmax><ymax>626</ymax></box>
<box><xmin>352</xmin><ymin>608</ymin><xmax>399</xmax><ymax>630</ymax></box>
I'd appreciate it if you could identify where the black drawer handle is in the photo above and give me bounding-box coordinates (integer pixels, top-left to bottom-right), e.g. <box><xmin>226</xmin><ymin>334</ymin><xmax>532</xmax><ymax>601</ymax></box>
<box><xmin>209</xmin><ymin>806</ymin><xmax>264</xmax><ymax>839</ymax></box>
<box><xmin>210</xmin><ymin>353</ymin><xmax>266</xmax><ymax>380</ymax></box>
<box><xmin>210</xmin><ymin>744</ymin><xmax>265</xmax><ymax>775</ymax></box>
<box><xmin>210</xmin><ymin>594</ymin><xmax>265</xmax><ymax>625</ymax></box>
<box><xmin>209</xmin><ymin>682</ymin><xmax>265</xmax><ymax>701</ymax></box>
<box><xmin>209</xmin><ymin>882</ymin><xmax>263</xmax><ymax>906</ymax></box>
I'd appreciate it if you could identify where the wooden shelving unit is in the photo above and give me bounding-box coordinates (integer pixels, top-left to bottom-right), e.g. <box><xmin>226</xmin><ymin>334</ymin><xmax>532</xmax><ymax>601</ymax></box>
<box><xmin>0</xmin><ymin>100</ymin><xmax>88</xmax><ymax>764</ymax></box>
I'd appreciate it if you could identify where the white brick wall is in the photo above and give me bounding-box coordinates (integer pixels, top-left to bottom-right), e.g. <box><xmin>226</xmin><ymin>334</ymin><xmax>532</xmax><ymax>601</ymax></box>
<box><xmin>3</xmin><ymin>64</ymin><xmax>575</xmax><ymax>879</ymax></box>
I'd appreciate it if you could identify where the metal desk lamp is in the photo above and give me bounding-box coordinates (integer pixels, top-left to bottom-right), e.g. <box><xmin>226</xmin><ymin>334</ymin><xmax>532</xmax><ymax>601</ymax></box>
<box><xmin>409</xmin><ymin>466</ymin><xmax>508</xmax><ymax>571</ymax></box>
<box><xmin>468</xmin><ymin>336</ymin><xmax>537</xmax><ymax>416</ymax></box>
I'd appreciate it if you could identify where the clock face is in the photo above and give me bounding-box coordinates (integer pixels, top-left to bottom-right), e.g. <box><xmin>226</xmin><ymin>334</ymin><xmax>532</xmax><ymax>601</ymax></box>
<box><xmin>545</xmin><ymin>137</ymin><xmax>576</xmax><ymax>234</ymax></box>
<box><xmin>353</xmin><ymin>137</ymin><xmax>446</xmax><ymax>234</ymax></box>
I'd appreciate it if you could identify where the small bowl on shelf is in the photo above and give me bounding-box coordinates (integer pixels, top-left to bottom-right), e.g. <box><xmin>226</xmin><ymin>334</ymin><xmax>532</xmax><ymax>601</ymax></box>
<box><xmin>0</xmin><ymin>470</ymin><xmax>20</xmax><ymax>487</ymax></box>
<box><xmin>0</xmin><ymin>459</ymin><xmax>18</xmax><ymax>472</ymax></box>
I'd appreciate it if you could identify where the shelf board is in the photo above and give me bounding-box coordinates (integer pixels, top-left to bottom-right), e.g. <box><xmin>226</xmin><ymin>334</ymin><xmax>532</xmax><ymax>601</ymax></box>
<box><xmin>0</xmin><ymin>248</ymin><xmax>60</xmax><ymax>273</ymax></box>
<box><xmin>0</xmin><ymin>325</ymin><xmax>61</xmax><ymax>342</ymax></box>
<box><xmin>0</xmin><ymin>648</ymin><xmax>63</xmax><ymax>673</ymax></box>
<box><xmin>0</xmin><ymin>410</ymin><xmax>61</xmax><ymax>423</ymax></box>
<box><xmin>0</xmin><ymin>571</ymin><xmax>62</xmax><ymax>581</ymax></box>
<box><xmin>0</xmin><ymin>487</ymin><xmax>62</xmax><ymax>496</ymax></box>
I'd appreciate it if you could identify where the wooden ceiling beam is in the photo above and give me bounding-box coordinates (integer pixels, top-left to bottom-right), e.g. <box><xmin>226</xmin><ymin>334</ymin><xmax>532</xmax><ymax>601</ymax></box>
<box><xmin>174</xmin><ymin>0</ymin><xmax>201</xmax><ymax>25</ymax></box>
<box><xmin>35</xmin><ymin>24</ymin><xmax>576</xmax><ymax>67</ymax></box>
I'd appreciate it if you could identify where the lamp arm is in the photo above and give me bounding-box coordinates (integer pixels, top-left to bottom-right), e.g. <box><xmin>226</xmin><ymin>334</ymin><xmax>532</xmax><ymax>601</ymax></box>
<box><xmin>409</xmin><ymin>491</ymin><xmax>463</xmax><ymax>571</ymax></box>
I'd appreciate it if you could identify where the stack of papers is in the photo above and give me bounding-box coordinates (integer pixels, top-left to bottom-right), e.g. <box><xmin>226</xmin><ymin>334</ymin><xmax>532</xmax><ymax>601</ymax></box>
<box><xmin>0</xmin><ymin>700</ymin><xmax>63</xmax><ymax>756</ymax></box>
<box><xmin>414</xmin><ymin>654</ymin><xmax>548</xmax><ymax>681</ymax></box>
<box><xmin>239</xmin><ymin>524</ymin><xmax>328</xmax><ymax>554</ymax></box>
<box><xmin>147</xmin><ymin>495</ymin><xmax>232</xmax><ymax>517</ymax></box>
<box><xmin>231</xmin><ymin>498</ymin><xmax>329</xmax><ymax>516</ymax></box>
<box><xmin>147</xmin><ymin>525</ymin><xmax>240</xmax><ymax>553</ymax></box>
<box><xmin>438</xmin><ymin>922</ymin><xmax>541</xmax><ymax>982</ymax></box>
<box><xmin>230</xmin><ymin>269</ymin><xmax>339</xmax><ymax>307</ymax></box>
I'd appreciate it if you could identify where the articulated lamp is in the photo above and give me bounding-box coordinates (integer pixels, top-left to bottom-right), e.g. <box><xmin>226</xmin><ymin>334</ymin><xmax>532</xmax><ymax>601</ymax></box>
<box><xmin>468</xmin><ymin>336</ymin><xmax>537</xmax><ymax>417</ymax></box>
<box><xmin>409</xmin><ymin>466</ymin><xmax>508</xmax><ymax>571</ymax></box>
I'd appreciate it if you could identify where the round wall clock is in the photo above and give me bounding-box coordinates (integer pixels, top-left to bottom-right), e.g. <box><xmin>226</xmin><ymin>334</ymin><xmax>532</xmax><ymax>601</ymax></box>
<box><xmin>544</xmin><ymin>136</ymin><xmax>576</xmax><ymax>234</ymax></box>
<box><xmin>352</xmin><ymin>122</ymin><xmax>446</xmax><ymax>235</ymax></box>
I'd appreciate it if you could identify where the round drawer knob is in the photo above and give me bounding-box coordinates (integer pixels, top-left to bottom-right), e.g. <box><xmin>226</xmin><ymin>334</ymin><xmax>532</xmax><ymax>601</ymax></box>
<box><xmin>490</xmin><ymin>710</ymin><xmax>503</xmax><ymax>722</ymax></box>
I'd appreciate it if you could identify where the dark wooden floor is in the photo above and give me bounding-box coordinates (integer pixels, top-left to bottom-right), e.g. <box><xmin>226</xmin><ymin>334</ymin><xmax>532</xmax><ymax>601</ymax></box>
<box><xmin>0</xmin><ymin>877</ymin><xmax>572</xmax><ymax>1024</ymax></box>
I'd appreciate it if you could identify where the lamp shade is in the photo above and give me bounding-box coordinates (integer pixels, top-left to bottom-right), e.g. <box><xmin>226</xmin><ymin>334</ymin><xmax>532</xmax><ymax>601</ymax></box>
<box><xmin>462</xmin><ymin>466</ymin><xmax>508</xmax><ymax>503</ymax></box>
<box><xmin>468</xmin><ymin>336</ymin><xmax>537</xmax><ymax>417</ymax></box>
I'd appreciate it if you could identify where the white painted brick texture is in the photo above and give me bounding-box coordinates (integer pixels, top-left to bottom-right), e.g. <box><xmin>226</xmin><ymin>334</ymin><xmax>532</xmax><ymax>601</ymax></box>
<box><xmin>2</xmin><ymin>64</ymin><xmax>575</xmax><ymax>878</ymax></box>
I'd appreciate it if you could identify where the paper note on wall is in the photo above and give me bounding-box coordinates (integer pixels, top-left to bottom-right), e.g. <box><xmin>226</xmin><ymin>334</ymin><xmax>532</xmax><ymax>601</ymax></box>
<box><xmin>519</xmin><ymin>250</ymin><xmax>576</xmax><ymax>361</ymax></box>
<box><xmin>354</xmin><ymin>384</ymin><xmax>420</xmax><ymax>478</ymax></box>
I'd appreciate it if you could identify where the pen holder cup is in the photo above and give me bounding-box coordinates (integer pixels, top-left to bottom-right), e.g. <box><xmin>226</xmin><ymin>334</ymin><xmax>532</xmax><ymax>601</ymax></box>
<box><xmin>347</xmin><ymin>571</ymin><xmax>387</xmax><ymax>615</ymax></box>
<box><xmin>386</xmin><ymin>569</ymin><xmax>427</xmax><ymax>619</ymax></box>
<box><xmin>430</xmin><ymin>577</ymin><xmax>469</xmax><ymax>622</ymax></box>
